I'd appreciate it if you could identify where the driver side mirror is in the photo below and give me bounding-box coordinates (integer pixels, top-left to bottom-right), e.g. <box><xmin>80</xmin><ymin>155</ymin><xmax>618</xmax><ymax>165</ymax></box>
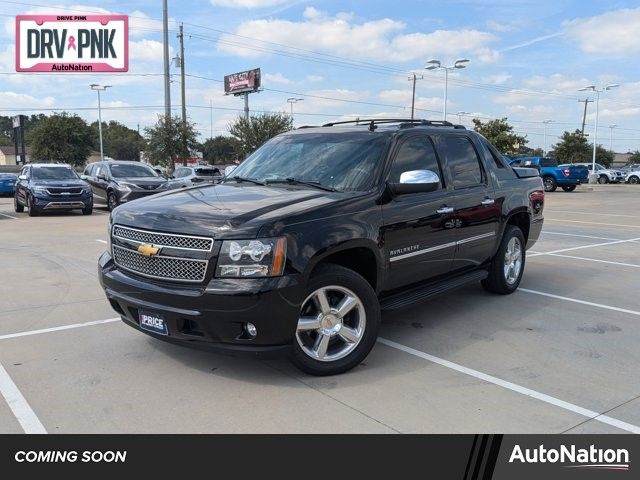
<box><xmin>389</xmin><ymin>170</ymin><xmax>440</xmax><ymax>195</ymax></box>
<box><xmin>18</xmin><ymin>175</ymin><xmax>27</xmax><ymax>181</ymax></box>
<box><xmin>97</xmin><ymin>173</ymin><xmax>107</xmax><ymax>181</ymax></box>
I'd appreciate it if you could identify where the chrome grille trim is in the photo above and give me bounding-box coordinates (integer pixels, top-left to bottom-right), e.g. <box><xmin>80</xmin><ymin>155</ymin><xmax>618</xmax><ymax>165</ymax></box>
<box><xmin>112</xmin><ymin>225</ymin><xmax>213</xmax><ymax>252</ymax></box>
<box><xmin>112</xmin><ymin>245</ymin><xmax>208</xmax><ymax>283</ymax></box>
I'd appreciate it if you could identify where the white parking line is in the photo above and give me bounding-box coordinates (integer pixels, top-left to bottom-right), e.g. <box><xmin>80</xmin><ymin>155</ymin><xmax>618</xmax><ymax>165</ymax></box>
<box><xmin>96</xmin><ymin>239</ymin><xmax>108</xmax><ymax>244</ymax></box>
<box><xmin>0</xmin><ymin>212</ymin><xmax>18</xmax><ymax>220</ymax></box>
<box><xmin>377</xmin><ymin>338</ymin><xmax>640</xmax><ymax>434</ymax></box>
<box><xmin>542</xmin><ymin>231</ymin><xmax>622</xmax><ymax>241</ymax></box>
<box><xmin>528</xmin><ymin>237</ymin><xmax>640</xmax><ymax>257</ymax></box>
<box><xmin>550</xmin><ymin>210</ymin><xmax>640</xmax><ymax>219</ymax></box>
<box><xmin>518</xmin><ymin>288</ymin><xmax>640</xmax><ymax>317</ymax></box>
<box><xmin>0</xmin><ymin>363</ymin><xmax>47</xmax><ymax>434</ymax></box>
<box><xmin>0</xmin><ymin>318</ymin><xmax>120</xmax><ymax>342</ymax></box>
<box><xmin>529</xmin><ymin>252</ymin><xmax>640</xmax><ymax>269</ymax></box>
<box><xmin>546</xmin><ymin>218</ymin><xmax>640</xmax><ymax>229</ymax></box>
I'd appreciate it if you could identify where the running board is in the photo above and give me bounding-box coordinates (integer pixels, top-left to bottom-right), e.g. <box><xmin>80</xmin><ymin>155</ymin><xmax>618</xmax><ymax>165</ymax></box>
<box><xmin>380</xmin><ymin>270</ymin><xmax>488</xmax><ymax>310</ymax></box>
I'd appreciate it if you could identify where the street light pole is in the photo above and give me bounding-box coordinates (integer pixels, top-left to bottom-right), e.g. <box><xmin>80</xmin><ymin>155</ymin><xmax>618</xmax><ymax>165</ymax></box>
<box><xmin>578</xmin><ymin>84</ymin><xmax>619</xmax><ymax>183</ymax></box>
<box><xmin>542</xmin><ymin>119</ymin><xmax>553</xmax><ymax>156</ymax></box>
<box><xmin>287</xmin><ymin>97</ymin><xmax>304</xmax><ymax>119</ymax></box>
<box><xmin>609</xmin><ymin>124</ymin><xmax>618</xmax><ymax>152</ymax></box>
<box><xmin>90</xmin><ymin>84</ymin><xmax>111</xmax><ymax>162</ymax></box>
<box><xmin>426</xmin><ymin>59</ymin><xmax>469</xmax><ymax>122</ymax></box>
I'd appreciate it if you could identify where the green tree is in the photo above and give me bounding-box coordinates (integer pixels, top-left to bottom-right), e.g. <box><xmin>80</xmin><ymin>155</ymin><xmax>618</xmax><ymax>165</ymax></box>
<box><xmin>229</xmin><ymin>112</ymin><xmax>293</xmax><ymax>157</ymax></box>
<box><xmin>472</xmin><ymin>117</ymin><xmax>527</xmax><ymax>155</ymax></box>
<box><xmin>0</xmin><ymin>134</ymin><xmax>11</xmax><ymax>146</ymax></box>
<box><xmin>0</xmin><ymin>114</ymin><xmax>47</xmax><ymax>146</ymax></box>
<box><xmin>144</xmin><ymin>115</ymin><xmax>199</xmax><ymax>172</ymax></box>
<box><xmin>28</xmin><ymin>113</ymin><xmax>93</xmax><ymax>166</ymax></box>
<box><xmin>549</xmin><ymin>130</ymin><xmax>614</xmax><ymax>166</ymax></box>
<box><xmin>626</xmin><ymin>150</ymin><xmax>640</xmax><ymax>165</ymax></box>
<box><xmin>595</xmin><ymin>146</ymin><xmax>614</xmax><ymax>168</ymax></box>
<box><xmin>201</xmin><ymin>135</ymin><xmax>241</xmax><ymax>164</ymax></box>
<box><xmin>91</xmin><ymin>120</ymin><xmax>145</xmax><ymax>160</ymax></box>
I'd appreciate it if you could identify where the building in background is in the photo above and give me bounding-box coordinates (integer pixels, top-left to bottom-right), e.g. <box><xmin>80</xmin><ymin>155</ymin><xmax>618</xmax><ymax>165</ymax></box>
<box><xmin>0</xmin><ymin>146</ymin><xmax>31</xmax><ymax>165</ymax></box>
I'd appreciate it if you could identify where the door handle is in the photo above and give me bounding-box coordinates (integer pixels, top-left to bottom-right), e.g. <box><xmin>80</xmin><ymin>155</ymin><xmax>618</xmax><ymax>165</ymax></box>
<box><xmin>481</xmin><ymin>198</ymin><xmax>495</xmax><ymax>206</ymax></box>
<box><xmin>436</xmin><ymin>206</ymin><xmax>454</xmax><ymax>214</ymax></box>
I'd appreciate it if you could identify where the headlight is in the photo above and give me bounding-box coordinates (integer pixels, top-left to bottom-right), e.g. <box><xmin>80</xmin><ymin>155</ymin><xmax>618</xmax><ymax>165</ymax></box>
<box><xmin>118</xmin><ymin>182</ymin><xmax>135</xmax><ymax>191</ymax></box>
<box><xmin>216</xmin><ymin>238</ymin><xmax>287</xmax><ymax>278</ymax></box>
<box><xmin>33</xmin><ymin>186</ymin><xmax>48</xmax><ymax>194</ymax></box>
<box><xmin>83</xmin><ymin>185</ymin><xmax>92</xmax><ymax>194</ymax></box>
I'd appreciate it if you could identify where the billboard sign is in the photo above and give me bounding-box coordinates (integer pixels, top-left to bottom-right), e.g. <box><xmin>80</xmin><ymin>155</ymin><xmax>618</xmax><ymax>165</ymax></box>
<box><xmin>224</xmin><ymin>68</ymin><xmax>261</xmax><ymax>95</ymax></box>
<box><xmin>16</xmin><ymin>14</ymin><xmax>128</xmax><ymax>72</ymax></box>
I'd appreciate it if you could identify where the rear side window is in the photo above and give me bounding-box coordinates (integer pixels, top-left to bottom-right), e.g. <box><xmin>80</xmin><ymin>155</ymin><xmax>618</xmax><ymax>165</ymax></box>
<box><xmin>175</xmin><ymin>168</ymin><xmax>189</xmax><ymax>178</ymax></box>
<box><xmin>438</xmin><ymin>136</ymin><xmax>484</xmax><ymax>189</ymax></box>
<box><xmin>540</xmin><ymin>157</ymin><xmax>558</xmax><ymax>167</ymax></box>
<box><xmin>84</xmin><ymin>164</ymin><xmax>95</xmax><ymax>176</ymax></box>
<box><xmin>388</xmin><ymin>136</ymin><xmax>442</xmax><ymax>189</ymax></box>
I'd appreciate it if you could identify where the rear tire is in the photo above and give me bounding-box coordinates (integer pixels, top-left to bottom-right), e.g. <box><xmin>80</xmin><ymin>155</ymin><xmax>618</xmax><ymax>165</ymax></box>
<box><xmin>482</xmin><ymin>225</ymin><xmax>526</xmax><ymax>295</ymax></box>
<box><xmin>629</xmin><ymin>175</ymin><xmax>639</xmax><ymax>185</ymax></box>
<box><xmin>561</xmin><ymin>185</ymin><xmax>576</xmax><ymax>192</ymax></box>
<box><xmin>291</xmin><ymin>264</ymin><xmax>380</xmax><ymax>376</ymax></box>
<box><xmin>14</xmin><ymin>195</ymin><xmax>24</xmax><ymax>213</ymax></box>
<box><xmin>543</xmin><ymin>176</ymin><xmax>557</xmax><ymax>192</ymax></box>
<box><xmin>598</xmin><ymin>175</ymin><xmax>608</xmax><ymax>184</ymax></box>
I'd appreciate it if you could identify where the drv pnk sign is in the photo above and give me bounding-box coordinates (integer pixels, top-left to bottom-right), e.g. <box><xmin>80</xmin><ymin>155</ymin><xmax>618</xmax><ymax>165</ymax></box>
<box><xmin>16</xmin><ymin>15</ymin><xmax>128</xmax><ymax>72</ymax></box>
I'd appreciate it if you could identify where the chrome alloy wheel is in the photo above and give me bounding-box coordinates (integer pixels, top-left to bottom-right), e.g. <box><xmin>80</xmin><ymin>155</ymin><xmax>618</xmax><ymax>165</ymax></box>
<box><xmin>504</xmin><ymin>237</ymin><xmax>523</xmax><ymax>285</ymax></box>
<box><xmin>295</xmin><ymin>285</ymin><xmax>366</xmax><ymax>362</ymax></box>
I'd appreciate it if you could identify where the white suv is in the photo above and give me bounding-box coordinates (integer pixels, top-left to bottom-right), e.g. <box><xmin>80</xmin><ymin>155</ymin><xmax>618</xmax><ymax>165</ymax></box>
<box><xmin>574</xmin><ymin>163</ymin><xmax>625</xmax><ymax>184</ymax></box>
<box><xmin>625</xmin><ymin>168</ymin><xmax>640</xmax><ymax>184</ymax></box>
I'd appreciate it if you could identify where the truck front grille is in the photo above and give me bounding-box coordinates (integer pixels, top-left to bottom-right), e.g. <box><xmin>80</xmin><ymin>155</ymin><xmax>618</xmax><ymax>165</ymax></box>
<box><xmin>112</xmin><ymin>245</ymin><xmax>208</xmax><ymax>283</ymax></box>
<box><xmin>112</xmin><ymin>225</ymin><xmax>213</xmax><ymax>251</ymax></box>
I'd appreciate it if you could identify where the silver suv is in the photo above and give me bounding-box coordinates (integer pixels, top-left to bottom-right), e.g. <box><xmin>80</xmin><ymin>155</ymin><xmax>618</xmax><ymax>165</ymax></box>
<box><xmin>573</xmin><ymin>163</ymin><xmax>625</xmax><ymax>184</ymax></box>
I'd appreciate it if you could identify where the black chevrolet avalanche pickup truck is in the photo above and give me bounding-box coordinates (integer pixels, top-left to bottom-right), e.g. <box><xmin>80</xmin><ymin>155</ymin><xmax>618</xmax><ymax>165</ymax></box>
<box><xmin>99</xmin><ymin>119</ymin><xmax>544</xmax><ymax>376</ymax></box>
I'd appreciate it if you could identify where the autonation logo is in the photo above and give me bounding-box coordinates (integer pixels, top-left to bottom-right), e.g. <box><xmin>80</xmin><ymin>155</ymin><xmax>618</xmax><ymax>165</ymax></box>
<box><xmin>509</xmin><ymin>444</ymin><xmax>630</xmax><ymax>471</ymax></box>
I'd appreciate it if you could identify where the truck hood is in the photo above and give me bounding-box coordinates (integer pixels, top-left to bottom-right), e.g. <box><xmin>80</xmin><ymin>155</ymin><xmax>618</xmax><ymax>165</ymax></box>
<box><xmin>114</xmin><ymin>176</ymin><xmax>167</xmax><ymax>188</ymax></box>
<box><xmin>31</xmin><ymin>179</ymin><xmax>88</xmax><ymax>188</ymax></box>
<box><xmin>110</xmin><ymin>182</ymin><xmax>339</xmax><ymax>238</ymax></box>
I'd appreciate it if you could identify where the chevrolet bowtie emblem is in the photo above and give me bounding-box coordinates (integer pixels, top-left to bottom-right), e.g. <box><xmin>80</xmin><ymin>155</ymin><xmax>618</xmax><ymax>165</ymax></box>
<box><xmin>137</xmin><ymin>244</ymin><xmax>160</xmax><ymax>257</ymax></box>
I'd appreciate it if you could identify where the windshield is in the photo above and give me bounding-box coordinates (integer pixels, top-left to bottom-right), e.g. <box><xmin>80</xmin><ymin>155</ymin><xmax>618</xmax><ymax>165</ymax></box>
<box><xmin>194</xmin><ymin>168</ymin><xmax>219</xmax><ymax>176</ymax></box>
<box><xmin>109</xmin><ymin>163</ymin><xmax>158</xmax><ymax>178</ymax></box>
<box><xmin>31</xmin><ymin>167</ymin><xmax>78</xmax><ymax>180</ymax></box>
<box><xmin>229</xmin><ymin>132</ymin><xmax>388</xmax><ymax>192</ymax></box>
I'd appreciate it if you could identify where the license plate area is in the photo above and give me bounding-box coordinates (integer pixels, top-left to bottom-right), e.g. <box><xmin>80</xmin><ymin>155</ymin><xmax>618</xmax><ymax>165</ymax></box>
<box><xmin>138</xmin><ymin>309</ymin><xmax>168</xmax><ymax>336</ymax></box>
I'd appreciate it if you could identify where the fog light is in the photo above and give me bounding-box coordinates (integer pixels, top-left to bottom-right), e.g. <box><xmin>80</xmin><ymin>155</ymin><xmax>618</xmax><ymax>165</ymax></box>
<box><xmin>245</xmin><ymin>323</ymin><xmax>257</xmax><ymax>338</ymax></box>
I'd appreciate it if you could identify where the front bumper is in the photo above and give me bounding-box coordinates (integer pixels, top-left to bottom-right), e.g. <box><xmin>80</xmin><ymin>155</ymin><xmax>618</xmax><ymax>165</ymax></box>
<box><xmin>33</xmin><ymin>192</ymin><xmax>92</xmax><ymax>210</ymax></box>
<box><xmin>117</xmin><ymin>188</ymin><xmax>167</xmax><ymax>204</ymax></box>
<box><xmin>98</xmin><ymin>252</ymin><xmax>304</xmax><ymax>356</ymax></box>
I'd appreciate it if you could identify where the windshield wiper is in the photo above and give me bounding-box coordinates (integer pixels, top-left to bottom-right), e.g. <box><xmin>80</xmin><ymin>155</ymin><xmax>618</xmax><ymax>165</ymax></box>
<box><xmin>228</xmin><ymin>175</ymin><xmax>266</xmax><ymax>186</ymax></box>
<box><xmin>266</xmin><ymin>177</ymin><xmax>338</xmax><ymax>192</ymax></box>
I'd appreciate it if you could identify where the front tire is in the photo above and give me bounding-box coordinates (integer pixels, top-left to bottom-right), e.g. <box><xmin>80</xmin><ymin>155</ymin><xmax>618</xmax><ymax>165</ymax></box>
<box><xmin>107</xmin><ymin>191</ymin><xmax>118</xmax><ymax>211</ymax></box>
<box><xmin>629</xmin><ymin>175</ymin><xmax>639</xmax><ymax>185</ymax></box>
<box><xmin>14</xmin><ymin>194</ymin><xmax>24</xmax><ymax>213</ymax></box>
<box><xmin>482</xmin><ymin>225</ymin><xmax>525</xmax><ymax>295</ymax></box>
<box><xmin>82</xmin><ymin>204</ymin><xmax>93</xmax><ymax>215</ymax></box>
<box><xmin>28</xmin><ymin>195</ymin><xmax>40</xmax><ymax>217</ymax></box>
<box><xmin>562</xmin><ymin>185</ymin><xmax>576</xmax><ymax>192</ymax></box>
<box><xmin>291</xmin><ymin>264</ymin><xmax>380</xmax><ymax>376</ymax></box>
<box><xmin>543</xmin><ymin>176</ymin><xmax>557</xmax><ymax>192</ymax></box>
<box><xmin>598</xmin><ymin>175</ymin><xmax>609</xmax><ymax>184</ymax></box>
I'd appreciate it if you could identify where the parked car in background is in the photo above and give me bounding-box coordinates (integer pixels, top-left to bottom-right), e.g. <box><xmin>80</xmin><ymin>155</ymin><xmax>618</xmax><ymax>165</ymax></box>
<box><xmin>509</xmin><ymin>157</ymin><xmax>587</xmax><ymax>192</ymax></box>
<box><xmin>0</xmin><ymin>172</ymin><xmax>17</xmax><ymax>196</ymax></box>
<box><xmin>167</xmin><ymin>165</ymin><xmax>222</xmax><ymax>189</ymax></box>
<box><xmin>14</xmin><ymin>163</ymin><xmax>93</xmax><ymax>216</ymax></box>
<box><xmin>625</xmin><ymin>168</ymin><xmax>640</xmax><ymax>184</ymax></box>
<box><xmin>82</xmin><ymin>160</ymin><xmax>170</xmax><ymax>211</ymax></box>
<box><xmin>571</xmin><ymin>162</ymin><xmax>625</xmax><ymax>184</ymax></box>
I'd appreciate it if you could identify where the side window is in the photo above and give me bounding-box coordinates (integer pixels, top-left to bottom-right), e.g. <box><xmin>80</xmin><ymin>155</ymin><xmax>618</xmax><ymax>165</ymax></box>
<box><xmin>95</xmin><ymin>165</ymin><xmax>104</xmax><ymax>178</ymax></box>
<box><xmin>84</xmin><ymin>164</ymin><xmax>94</xmax><ymax>176</ymax></box>
<box><xmin>177</xmin><ymin>168</ymin><xmax>190</xmax><ymax>178</ymax></box>
<box><xmin>388</xmin><ymin>136</ymin><xmax>442</xmax><ymax>189</ymax></box>
<box><xmin>439</xmin><ymin>136</ymin><xmax>484</xmax><ymax>189</ymax></box>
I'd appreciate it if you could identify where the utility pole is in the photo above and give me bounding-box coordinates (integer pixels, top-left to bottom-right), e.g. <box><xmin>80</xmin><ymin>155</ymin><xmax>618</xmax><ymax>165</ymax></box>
<box><xmin>162</xmin><ymin>0</ymin><xmax>171</xmax><ymax>120</ymax></box>
<box><xmin>578</xmin><ymin>98</ymin><xmax>593</xmax><ymax>137</ymax></box>
<box><xmin>177</xmin><ymin>23</ymin><xmax>187</xmax><ymax>166</ymax></box>
<box><xmin>210</xmin><ymin>99</ymin><xmax>213</xmax><ymax>140</ymax></box>
<box><xmin>408</xmin><ymin>72</ymin><xmax>423</xmax><ymax>120</ymax></box>
<box><xmin>90</xmin><ymin>84</ymin><xmax>111</xmax><ymax>162</ymax></box>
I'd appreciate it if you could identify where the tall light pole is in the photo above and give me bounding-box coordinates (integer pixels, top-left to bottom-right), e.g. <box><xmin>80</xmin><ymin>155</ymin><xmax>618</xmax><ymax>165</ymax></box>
<box><xmin>456</xmin><ymin>111</ymin><xmax>469</xmax><ymax>125</ymax></box>
<box><xmin>408</xmin><ymin>71</ymin><xmax>424</xmax><ymax>120</ymax></box>
<box><xmin>90</xmin><ymin>84</ymin><xmax>111</xmax><ymax>162</ymax></box>
<box><xmin>162</xmin><ymin>0</ymin><xmax>171</xmax><ymax>119</ymax></box>
<box><xmin>578</xmin><ymin>84</ymin><xmax>619</xmax><ymax>183</ymax></box>
<box><xmin>608</xmin><ymin>124</ymin><xmax>618</xmax><ymax>152</ymax></box>
<box><xmin>542</xmin><ymin>119</ymin><xmax>553</xmax><ymax>156</ymax></box>
<box><xmin>287</xmin><ymin>97</ymin><xmax>304</xmax><ymax>117</ymax></box>
<box><xmin>425</xmin><ymin>58</ymin><xmax>469</xmax><ymax>122</ymax></box>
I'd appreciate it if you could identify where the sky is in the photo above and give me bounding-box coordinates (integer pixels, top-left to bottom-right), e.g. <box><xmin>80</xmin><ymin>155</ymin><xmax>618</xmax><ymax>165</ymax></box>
<box><xmin>1</xmin><ymin>0</ymin><xmax>639</xmax><ymax>152</ymax></box>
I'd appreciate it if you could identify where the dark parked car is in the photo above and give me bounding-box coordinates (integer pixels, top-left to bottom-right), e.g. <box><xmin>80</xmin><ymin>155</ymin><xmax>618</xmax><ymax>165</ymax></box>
<box><xmin>0</xmin><ymin>172</ymin><xmax>17</xmax><ymax>196</ymax></box>
<box><xmin>14</xmin><ymin>163</ymin><xmax>93</xmax><ymax>216</ymax></box>
<box><xmin>82</xmin><ymin>161</ymin><xmax>170</xmax><ymax>211</ymax></box>
<box><xmin>99</xmin><ymin>119</ymin><xmax>544</xmax><ymax>376</ymax></box>
<box><xmin>167</xmin><ymin>165</ymin><xmax>221</xmax><ymax>189</ymax></box>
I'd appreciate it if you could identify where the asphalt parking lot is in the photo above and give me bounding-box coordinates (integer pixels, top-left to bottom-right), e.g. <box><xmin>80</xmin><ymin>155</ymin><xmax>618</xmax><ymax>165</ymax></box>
<box><xmin>0</xmin><ymin>186</ymin><xmax>639</xmax><ymax>434</ymax></box>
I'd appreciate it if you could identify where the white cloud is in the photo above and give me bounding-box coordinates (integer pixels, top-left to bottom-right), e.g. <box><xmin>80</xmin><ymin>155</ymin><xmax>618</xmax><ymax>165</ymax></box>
<box><xmin>483</xmin><ymin>73</ymin><xmax>512</xmax><ymax>85</ymax></box>
<box><xmin>129</xmin><ymin>39</ymin><xmax>171</xmax><ymax>62</ymax></box>
<box><xmin>0</xmin><ymin>91</ymin><xmax>55</xmax><ymax>109</ymax></box>
<box><xmin>564</xmin><ymin>8</ymin><xmax>640</xmax><ymax>55</ymax></box>
<box><xmin>305</xmin><ymin>75</ymin><xmax>324</xmax><ymax>83</ymax></box>
<box><xmin>217</xmin><ymin>12</ymin><xmax>498</xmax><ymax>63</ymax></box>
<box><xmin>210</xmin><ymin>0</ymin><xmax>289</xmax><ymax>8</ymax></box>
<box><xmin>264</xmin><ymin>72</ymin><xmax>293</xmax><ymax>85</ymax></box>
<box><xmin>378</xmin><ymin>89</ymin><xmax>443</xmax><ymax>112</ymax></box>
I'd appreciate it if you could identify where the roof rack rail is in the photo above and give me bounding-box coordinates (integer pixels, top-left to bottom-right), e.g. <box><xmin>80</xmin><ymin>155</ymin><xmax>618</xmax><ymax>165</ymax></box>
<box><xmin>322</xmin><ymin>118</ymin><xmax>466</xmax><ymax>130</ymax></box>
